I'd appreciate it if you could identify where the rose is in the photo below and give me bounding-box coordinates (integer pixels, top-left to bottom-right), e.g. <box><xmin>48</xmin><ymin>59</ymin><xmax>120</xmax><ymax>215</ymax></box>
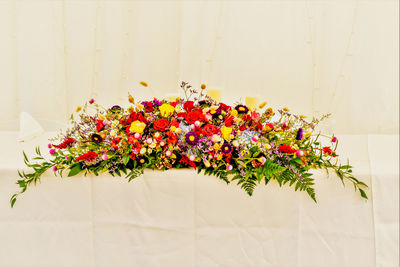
<box><xmin>203</xmin><ymin>124</ymin><xmax>220</xmax><ymax>136</ymax></box>
<box><xmin>185</xmin><ymin>110</ymin><xmax>204</xmax><ymax>125</ymax></box>
<box><xmin>153</xmin><ymin>119</ymin><xmax>169</xmax><ymax>132</ymax></box>
<box><xmin>129</xmin><ymin>120</ymin><xmax>146</xmax><ymax>134</ymax></box>
<box><xmin>159</xmin><ymin>103</ymin><xmax>175</xmax><ymax>118</ymax></box>
<box><xmin>183</xmin><ymin>101</ymin><xmax>194</xmax><ymax>112</ymax></box>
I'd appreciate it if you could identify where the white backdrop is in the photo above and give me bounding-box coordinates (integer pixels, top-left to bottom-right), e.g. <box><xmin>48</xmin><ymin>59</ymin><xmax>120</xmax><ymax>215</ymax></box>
<box><xmin>0</xmin><ymin>0</ymin><xmax>398</xmax><ymax>134</ymax></box>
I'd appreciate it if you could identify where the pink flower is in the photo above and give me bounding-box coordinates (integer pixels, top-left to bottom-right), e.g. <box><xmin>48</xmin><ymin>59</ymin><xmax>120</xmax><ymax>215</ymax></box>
<box><xmin>49</xmin><ymin>149</ymin><xmax>55</xmax><ymax>155</ymax></box>
<box><xmin>251</xmin><ymin>136</ymin><xmax>259</xmax><ymax>143</ymax></box>
<box><xmin>296</xmin><ymin>150</ymin><xmax>304</xmax><ymax>157</ymax></box>
<box><xmin>332</xmin><ymin>136</ymin><xmax>338</xmax><ymax>143</ymax></box>
<box><xmin>101</xmin><ymin>154</ymin><xmax>108</xmax><ymax>161</ymax></box>
<box><xmin>134</xmin><ymin>133</ymin><xmax>141</xmax><ymax>139</ymax></box>
<box><xmin>251</xmin><ymin>111</ymin><xmax>260</xmax><ymax>122</ymax></box>
<box><xmin>48</xmin><ymin>144</ymin><xmax>52</xmax><ymax>148</ymax></box>
<box><xmin>89</xmin><ymin>99</ymin><xmax>94</xmax><ymax>104</ymax></box>
<box><xmin>165</xmin><ymin>150</ymin><xmax>172</xmax><ymax>157</ymax></box>
<box><xmin>258</xmin><ymin>156</ymin><xmax>266</xmax><ymax>164</ymax></box>
<box><xmin>52</xmin><ymin>166</ymin><xmax>57</xmax><ymax>172</ymax></box>
<box><xmin>146</xmin><ymin>138</ymin><xmax>153</xmax><ymax>145</ymax></box>
<box><xmin>205</xmin><ymin>114</ymin><xmax>213</xmax><ymax>122</ymax></box>
<box><xmin>189</xmin><ymin>155</ymin><xmax>196</xmax><ymax>161</ymax></box>
<box><xmin>226</xmin><ymin>164</ymin><xmax>233</xmax><ymax>171</ymax></box>
<box><xmin>159</xmin><ymin>140</ymin><xmax>166</xmax><ymax>147</ymax></box>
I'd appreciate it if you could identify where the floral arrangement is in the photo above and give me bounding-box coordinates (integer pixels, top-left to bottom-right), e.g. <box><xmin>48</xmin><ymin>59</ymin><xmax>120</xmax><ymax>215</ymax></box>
<box><xmin>11</xmin><ymin>82</ymin><xmax>368</xmax><ymax>207</ymax></box>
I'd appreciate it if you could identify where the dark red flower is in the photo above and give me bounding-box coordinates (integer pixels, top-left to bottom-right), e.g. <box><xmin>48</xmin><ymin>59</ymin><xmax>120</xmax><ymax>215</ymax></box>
<box><xmin>203</xmin><ymin>124</ymin><xmax>220</xmax><ymax>136</ymax></box>
<box><xmin>183</xmin><ymin>101</ymin><xmax>194</xmax><ymax>112</ymax></box>
<box><xmin>145</xmin><ymin>102</ymin><xmax>154</xmax><ymax>112</ymax></box>
<box><xmin>279</xmin><ymin>145</ymin><xmax>297</xmax><ymax>154</ymax></box>
<box><xmin>53</xmin><ymin>137</ymin><xmax>75</xmax><ymax>149</ymax></box>
<box><xmin>224</xmin><ymin>116</ymin><xmax>234</xmax><ymax>127</ymax></box>
<box><xmin>179</xmin><ymin>155</ymin><xmax>197</xmax><ymax>169</ymax></box>
<box><xmin>153</xmin><ymin>119</ymin><xmax>169</xmax><ymax>132</ymax></box>
<box><xmin>185</xmin><ymin>110</ymin><xmax>204</xmax><ymax>125</ymax></box>
<box><xmin>75</xmin><ymin>151</ymin><xmax>98</xmax><ymax>161</ymax></box>
<box><xmin>219</xmin><ymin>103</ymin><xmax>231</xmax><ymax>111</ymax></box>
<box><xmin>239</xmin><ymin>125</ymin><xmax>246</xmax><ymax>131</ymax></box>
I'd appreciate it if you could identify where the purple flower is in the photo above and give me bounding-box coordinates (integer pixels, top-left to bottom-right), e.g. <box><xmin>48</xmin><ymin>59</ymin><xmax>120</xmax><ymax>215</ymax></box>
<box><xmin>91</xmin><ymin>134</ymin><xmax>103</xmax><ymax>144</ymax></box>
<box><xmin>221</xmin><ymin>143</ymin><xmax>233</xmax><ymax>154</ymax></box>
<box><xmin>152</xmin><ymin>98</ymin><xmax>162</xmax><ymax>106</ymax></box>
<box><xmin>296</xmin><ymin>128</ymin><xmax>303</xmax><ymax>140</ymax></box>
<box><xmin>185</xmin><ymin>131</ymin><xmax>199</xmax><ymax>146</ymax></box>
<box><xmin>110</xmin><ymin>105</ymin><xmax>122</xmax><ymax>113</ymax></box>
<box><xmin>235</xmin><ymin>104</ymin><xmax>249</xmax><ymax>114</ymax></box>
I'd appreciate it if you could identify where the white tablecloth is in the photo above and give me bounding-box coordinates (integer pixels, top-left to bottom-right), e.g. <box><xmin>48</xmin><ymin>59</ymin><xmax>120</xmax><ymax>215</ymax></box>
<box><xmin>0</xmin><ymin>132</ymin><xmax>398</xmax><ymax>267</ymax></box>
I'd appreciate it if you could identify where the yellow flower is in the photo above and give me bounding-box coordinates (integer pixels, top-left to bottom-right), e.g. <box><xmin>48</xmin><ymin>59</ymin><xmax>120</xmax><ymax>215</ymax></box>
<box><xmin>128</xmin><ymin>95</ymin><xmax>134</xmax><ymax>103</ymax></box>
<box><xmin>259</xmin><ymin>102</ymin><xmax>267</xmax><ymax>109</ymax></box>
<box><xmin>175</xmin><ymin>105</ymin><xmax>181</xmax><ymax>113</ymax></box>
<box><xmin>230</xmin><ymin>109</ymin><xmax>238</xmax><ymax>117</ymax></box>
<box><xmin>98</xmin><ymin>113</ymin><xmax>106</xmax><ymax>120</ymax></box>
<box><xmin>127</xmin><ymin>106</ymin><xmax>135</xmax><ymax>113</ymax></box>
<box><xmin>264</xmin><ymin>143</ymin><xmax>271</xmax><ymax>150</ymax></box>
<box><xmin>76</xmin><ymin>106</ymin><xmax>82</xmax><ymax>112</ymax></box>
<box><xmin>299</xmin><ymin>115</ymin><xmax>307</xmax><ymax>119</ymax></box>
<box><xmin>216</xmin><ymin>154</ymin><xmax>223</xmax><ymax>160</ymax></box>
<box><xmin>305</xmin><ymin>132</ymin><xmax>312</xmax><ymax>138</ymax></box>
<box><xmin>201</xmin><ymin>84</ymin><xmax>206</xmax><ymax>90</ymax></box>
<box><xmin>221</xmin><ymin>126</ymin><xmax>233</xmax><ymax>141</ymax></box>
<box><xmin>136</xmin><ymin>103</ymin><xmax>144</xmax><ymax>110</ymax></box>
<box><xmin>130</xmin><ymin>120</ymin><xmax>146</xmax><ymax>133</ymax></box>
<box><xmin>283</xmin><ymin>107</ymin><xmax>290</xmax><ymax>112</ymax></box>
<box><xmin>265</xmin><ymin>107</ymin><xmax>274</xmax><ymax>119</ymax></box>
<box><xmin>214</xmin><ymin>143</ymin><xmax>221</xmax><ymax>150</ymax></box>
<box><xmin>139</xmin><ymin>81</ymin><xmax>148</xmax><ymax>87</ymax></box>
<box><xmin>159</xmin><ymin>103</ymin><xmax>175</xmax><ymax>117</ymax></box>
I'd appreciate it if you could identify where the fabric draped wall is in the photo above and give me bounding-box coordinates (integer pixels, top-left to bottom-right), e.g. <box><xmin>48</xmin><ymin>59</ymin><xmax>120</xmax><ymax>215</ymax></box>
<box><xmin>0</xmin><ymin>0</ymin><xmax>398</xmax><ymax>134</ymax></box>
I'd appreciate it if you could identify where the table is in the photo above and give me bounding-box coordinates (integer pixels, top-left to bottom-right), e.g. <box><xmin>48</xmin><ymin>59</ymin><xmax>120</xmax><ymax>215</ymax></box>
<box><xmin>0</xmin><ymin>132</ymin><xmax>398</xmax><ymax>267</ymax></box>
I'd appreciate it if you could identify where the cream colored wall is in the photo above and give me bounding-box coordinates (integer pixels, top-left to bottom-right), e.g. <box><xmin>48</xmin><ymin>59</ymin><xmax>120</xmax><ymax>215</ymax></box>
<box><xmin>0</xmin><ymin>0</ymin><xmax>398</xmax><ymax>134</ymax></box>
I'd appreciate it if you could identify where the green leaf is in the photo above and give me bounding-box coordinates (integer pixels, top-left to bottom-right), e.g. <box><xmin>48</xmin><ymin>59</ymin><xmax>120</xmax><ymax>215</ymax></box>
<box><xmin>68</xmin><ymin>164</ymin><xmax>82</xmax><ymax>177</ymax></box>
<box><xmin>359</xmin><ymin>188</ymin><xmax>368</xmax><ymax>199</ymax></box>
<box><xmin>123</xmin><ymin>156</ymin><xmax>130</xmax><ymax>166</ymax></box>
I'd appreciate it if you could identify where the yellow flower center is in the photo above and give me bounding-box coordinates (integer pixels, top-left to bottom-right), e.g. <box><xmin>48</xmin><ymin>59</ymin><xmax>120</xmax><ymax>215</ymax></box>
<box><xmin>189</xmin><ymin>136</ymin><xmax>195</xmax><ymax>141</ymax></box>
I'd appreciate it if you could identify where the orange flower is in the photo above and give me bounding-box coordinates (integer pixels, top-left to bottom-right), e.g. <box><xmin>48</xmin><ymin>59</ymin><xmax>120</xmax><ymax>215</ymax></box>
<box><xmin>200</xmin><ymin>84</ymin><xmax>206</xmax><ymax>90</ymax></box>
<box><xmin>139</xmin><ymin>81</ymin><xmax>148</xmax><ymax>87</ymax></box>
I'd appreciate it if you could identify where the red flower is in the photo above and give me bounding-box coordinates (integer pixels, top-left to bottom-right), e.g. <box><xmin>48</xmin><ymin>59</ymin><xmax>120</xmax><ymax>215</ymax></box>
<box><xmin>127</xmin><ymin>135</ymin><xmax>135</xmax><ymax>144</ymax></box>
<box><xmin>243</xmin><ymin>114</ymin><xmax>252</xmax><ymax>122</ymax></box>
<box><xmin>179</xmin><ymin>155</ymin><xmax>197</xmax><ymax>169</ymax></box>
<box><xmin>169</xmin><ymin>102</ymin><xmax>178</xmax><ymax>107</ymax></box>
<box><xmin>131</xmin><ymin>140</ymin><xmax>142</xmax><ymax>154</ymax></box>
<box><xmin>185</xmin><ymin>110</ymin><xmax>204</xmax><ymax>125</ymax></box>
<box><xmin>75</xmin><ymin>151</ymin><xmax>98</xmax><ymax>161</ymax></box>
<box><xmin>203</xmin><ymin>124</ymin><xmax>220</xmax><ymax>136</ymax></box>
<box><xmin>170</xmin><ymin>119</ymin><xmax>179</xmax><ymax>128</ymax></box>
<box><xmin>224</xmin><ymin>116</ymin><xmax>234</xmax><ymax>127</ymax></box>
<box><xmin>183</xmin><ymin>101</ymin><xmax>194</xmax><ymax>112</ymax></box>
<box><xmin>53</xmin><ymin>137</ymin><xmax>75</xmax><ymax>149</ymax></box>
<box><xmin>153</xmin><ymin>119</ymin><xmax>169</xmax><ymax>132</ymax></box>
<box><xmin>145</xmin><ymin>102</ymin><xmax>154</xmax><ymax>112</ymax></box>
<box><xmin>219</xmin><ymin>103</ymin><xmax>231</xmax><ymax>111</ymax></box>
<box><xmin>239</xmin><ymin>125</ymin><xmax>246</xmax><ymax>131</ymax></box>
<box><xmin>166</xmin><ymin>131</ymin><xmax>177</xmax><ymax>145</ymax></box>
<box><xmin>96</xmin><ymin>120</ymin><xmax>104</xmax><ymax>132</ymax></box>
<box><xmin>279</xmin><ymin>145</ymin><xmax>297</xmax><ymax>154</ymax></box>
<box><xmin>322</xmin><ymin>146</ymin><xmax>333</xmax><ymax>155</ymax></box>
